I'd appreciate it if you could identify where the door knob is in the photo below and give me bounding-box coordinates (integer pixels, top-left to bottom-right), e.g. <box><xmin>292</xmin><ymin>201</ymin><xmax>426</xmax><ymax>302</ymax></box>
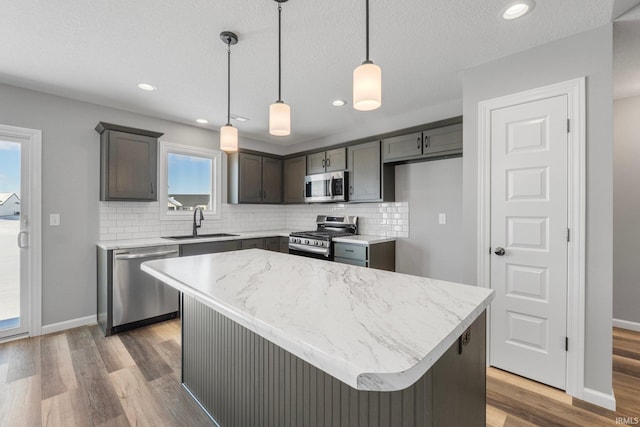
<box><xmin>494</xmin><ymin>247</ymin><xmax>505</xmax><ymax>256</ymax></box>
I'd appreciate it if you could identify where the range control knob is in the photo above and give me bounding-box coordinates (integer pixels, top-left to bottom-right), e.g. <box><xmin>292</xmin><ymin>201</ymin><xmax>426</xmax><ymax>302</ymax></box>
<box><xmin>304</xmin><ymin>239</ymin><xmax>310</xmax><ymax>245</ymax></box>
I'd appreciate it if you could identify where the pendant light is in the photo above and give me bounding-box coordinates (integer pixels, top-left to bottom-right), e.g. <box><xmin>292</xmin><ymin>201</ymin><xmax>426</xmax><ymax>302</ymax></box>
<box><xmin>220</xmin><ymin>31</ymin><xmax>239</xmax><ymax>152</ymax></box>
<box><xmin>353</xmin><ymin>0</ymin><xmax>382</xmax><ymax>111</ymax></box>
<box><xmin>269</xmin><ymin>0</ymin><xmax>291</xmax><ymax>136</ymax></box>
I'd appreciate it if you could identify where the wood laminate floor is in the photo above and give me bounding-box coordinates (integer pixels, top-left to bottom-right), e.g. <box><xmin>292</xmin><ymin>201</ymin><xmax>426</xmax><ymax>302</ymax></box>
<box><xmin>0</xmin><ymin>321</ymin><xmax>638</xmax><ymax>426</ymax></box>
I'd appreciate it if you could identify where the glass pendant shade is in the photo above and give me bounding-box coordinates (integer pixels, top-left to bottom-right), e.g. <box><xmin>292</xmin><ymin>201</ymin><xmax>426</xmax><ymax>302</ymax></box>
<box><xmin>269</xmin><ymin>101</ymin><xmax>291</xmax><ymax>136</ymax></box>
<box><xmin>220</xmin><ymin>124</ymin><xmax>238</xmax><ymax>152</ymax></box>
<box><xmin>353</xmin><ymin>61</ymin><xmax>382</xmax><ymax>111</ymax></box>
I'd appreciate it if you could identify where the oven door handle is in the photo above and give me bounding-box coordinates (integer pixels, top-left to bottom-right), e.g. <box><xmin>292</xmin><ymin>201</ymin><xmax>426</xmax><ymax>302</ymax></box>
<box><xmin>329</xmin><ymin>176</ymin><xmax>334</xmax><ymax>197</ymax></box>
<box><xmin>289</xmin><ymin>243</ymin><xmax>330</xmax><ymax>255</ymax></box>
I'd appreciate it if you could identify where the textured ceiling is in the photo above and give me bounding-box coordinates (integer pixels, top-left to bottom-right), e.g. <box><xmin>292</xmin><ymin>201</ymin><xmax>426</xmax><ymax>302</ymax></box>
<box><xmin>0</xmin><ymin>0</ymin><xmax>633</xmax><ymax>147</ymax></box>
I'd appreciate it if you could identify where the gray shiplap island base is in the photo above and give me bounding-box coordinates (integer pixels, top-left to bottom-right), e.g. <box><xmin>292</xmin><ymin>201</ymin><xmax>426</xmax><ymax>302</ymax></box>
<box><xmin>142</xmin><ymin>249</ymin><xmax>494</xmax><ymax>427</ymax></box>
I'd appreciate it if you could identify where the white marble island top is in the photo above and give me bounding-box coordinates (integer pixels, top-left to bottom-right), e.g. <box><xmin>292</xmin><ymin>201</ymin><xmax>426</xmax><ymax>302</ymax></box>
<box><xmin>142</xmin><ymin>249</ymin><xmax>494</xmax><ymax>392</ymax></box>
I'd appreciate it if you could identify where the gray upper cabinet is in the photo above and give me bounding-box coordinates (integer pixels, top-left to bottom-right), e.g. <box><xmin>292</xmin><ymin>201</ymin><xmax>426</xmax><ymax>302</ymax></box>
<box><xmin>95</xmin><ymin>122</ymin><xmax>163</xmax><ymax>201</ymax></box>
<box><xmin>283</xmin><ymin>156</ymin><xmax>306</xmax><ymax>203</ymax></box>
<box><xmin>262</xmin><ymin>156</ymin><xmax>282</xmax><ymax>204</ymax></box>
<box><xmin>383</xmin><ymin>123</ymin><xmax>462</xmax><ymax>163</ymax></box>
<box><xmin>348</xmin><ymin>140</ymin><xmax>394</xmax><ymax>202</ymax></box>
<box><xmin>228</xmin><ymin>152</ymin><xmax>282</xmax><ymax>204</ymax></box>
<box><xmin>383</xmin><ymin>131</ymin><xmax>423</xmax><ymax>161</ymax></box>
<box><xmin>424</xmin><ymin>123</ymin><xmax>463</xmax><ymax>156</ymax></box>
<box><xmin>306</xmin><ymin>148</ymin><xmax>346</xmax><ymax>174</ymax></box>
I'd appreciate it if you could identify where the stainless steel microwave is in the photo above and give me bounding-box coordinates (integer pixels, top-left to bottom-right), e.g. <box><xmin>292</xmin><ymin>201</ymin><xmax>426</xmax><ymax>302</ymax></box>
<box><xmin>304</xmin><ymin>171</ymin><xmax>348</xmax><ymax>203</ymax></box>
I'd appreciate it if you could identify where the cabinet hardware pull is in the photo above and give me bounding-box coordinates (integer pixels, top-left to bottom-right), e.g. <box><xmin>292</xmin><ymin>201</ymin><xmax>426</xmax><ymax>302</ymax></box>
<box><xmin>322</xmin><ymin>159</ymin><xmax>325</xmax><ymax>168</ymax></box>
<box><xmin>417</xmin><ymin>137</ymin><xmax>421</xmax><ymax>149</ymax></box>
<box><xmin>345</xmin><ymin>249</ymin><xmax>354</xmax><ymax>252</ymax></box>
<box><xmin>326</xmin><ymin>158</ymin><xmax>330</xmax><ymax>167</ymax></box>
<box><xmin>150</xmin><ymin>182</ymin><xmax>154</xmax><ymax>194</ymax></box>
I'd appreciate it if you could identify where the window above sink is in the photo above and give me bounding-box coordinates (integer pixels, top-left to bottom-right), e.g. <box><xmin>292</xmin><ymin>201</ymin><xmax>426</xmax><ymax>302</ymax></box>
<box><xmin>158</xmin><ymin>141</ymin><xmax>222</xmax><ymax>220</ymax></box>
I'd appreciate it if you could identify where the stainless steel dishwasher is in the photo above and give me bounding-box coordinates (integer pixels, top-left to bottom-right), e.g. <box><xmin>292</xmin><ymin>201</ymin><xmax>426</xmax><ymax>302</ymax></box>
<box><xmin>112</xmin><ymin>245</ymin><xmax>179</xmax><ymax>332</ymax></box>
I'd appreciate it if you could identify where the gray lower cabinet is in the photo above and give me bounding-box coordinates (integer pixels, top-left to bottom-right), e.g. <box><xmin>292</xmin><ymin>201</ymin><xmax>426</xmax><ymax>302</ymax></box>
<box><xmin>348</xmin><ymin>140</ymin><xmax>395</xmax><ymax>202</ymax></box>
<box><xmin>228</xmin><ymin>152</ymin><xmax>282</xmax><ymax>204</ymax></box>
<box><xmin>264</xmin><ymin>237</ymin><xmax>280</xmax><ymax>252</ymax></box>
<box><xmin>307</xmin><ymin>148</ymin><xmax>346</xmax><ymax>174</ymax></box>
<box><xmin>283</xmin><ymin>156</ymin><xmax>306</xmax><ymax>203</ymax></box>
<box><xmin>240</xmin><ymin>238</ymin><xmax>265</xmax><ymax>250</ymax></box>
<box><xmin>279</xmin><ymin>237</ymin><xmax>289</xmax><ymax>253</ymax></box>
<box><xmin>179</xmin><ymin>240</ymin><xmax>240</xmax><ymax>257</ymax></box>
<box><xmin>95</xmin><ymin>122</ymin><xmax>163</xmax><ymax>201</ymax></box>
<box><xmin>182</xmin><ymin>295</ymin><xmax>486</xmax><ymax>427</ymax></box>
<box><xmin>383</xmin><ymin>123</ymin><xmax>462</xmax><ymax>163</ymax></box>
<box><xmin>334</xmin><ymin>240</ymin><xmax>396</xmax><ymax>271</ymax></box>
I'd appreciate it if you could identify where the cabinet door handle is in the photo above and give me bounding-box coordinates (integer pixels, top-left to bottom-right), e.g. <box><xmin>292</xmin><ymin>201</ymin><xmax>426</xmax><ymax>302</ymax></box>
<box><xmin>350</xmin><ymin>185</ymin><xmax>353</xmax><ymax>195</ymax></box>
<box><xmin>417</xmin><ymin>137</ymin><xmax>421</xmax><ymax>149</ymax></box>
<box><xmin>424</xmin><ymin>136</ymin><xmax>430</xmax><ymax>148</ymax></box>
<box><xmin>326</xmin><ymin>158</ymin><xmax>331</xmax><ymax>167</ymax></box>
<box><xmin>321</xmin><ymin>159</ymin><xmax>325</xmax><ymax>168</ymax></box>
<box><xmin>150</xmin><ymin>182</ymin><xmax>154</xmax><ymax>194</ymax></box>
<box><xmin>345</xmin><ymin>249</ymin><xmax>354</xmax><ymax>252</ymax></box>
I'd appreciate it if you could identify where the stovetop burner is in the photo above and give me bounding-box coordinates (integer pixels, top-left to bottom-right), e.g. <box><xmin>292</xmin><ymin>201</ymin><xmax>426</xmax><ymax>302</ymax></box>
<box><xmin>288</xmin><ymin>215</ymin><xmax>358</xmax><ymax>259</ymax></box>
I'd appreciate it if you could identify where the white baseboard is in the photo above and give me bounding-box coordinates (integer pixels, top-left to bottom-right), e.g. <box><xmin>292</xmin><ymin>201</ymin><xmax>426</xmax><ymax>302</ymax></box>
<box><xmin>41</xmin><ymin>315</ymin><xmax>97</xmax><ymax>335</ymax></box>
<box><xmin>613</xmin><ymin>318</ymin><xmax>640</xmax><ymax>332</ymax></box>
<box><xmin>580</xmin><ymin>387</ymin><xmax>616</xmax><ymax>411</ymax></box>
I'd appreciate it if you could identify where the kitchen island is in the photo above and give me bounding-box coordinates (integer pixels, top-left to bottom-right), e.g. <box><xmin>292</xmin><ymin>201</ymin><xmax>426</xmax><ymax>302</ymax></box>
<box><xmin>142</xmin><ymin>249</ymin><xmax>494</xmax><ymax>426</ymax></box>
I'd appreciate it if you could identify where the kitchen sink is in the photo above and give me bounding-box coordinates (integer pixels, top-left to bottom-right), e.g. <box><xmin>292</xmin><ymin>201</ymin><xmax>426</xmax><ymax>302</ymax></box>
<box><xmin>164</xmin><ymin>233</ymin><xmax>239</xmax><ymax>240</ymax></box>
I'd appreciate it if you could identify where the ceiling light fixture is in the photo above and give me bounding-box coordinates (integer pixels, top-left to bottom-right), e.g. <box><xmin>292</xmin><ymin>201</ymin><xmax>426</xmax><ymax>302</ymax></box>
<box><xmin>353</xmin><ymin>0</ymin><xmax>381</xmax><ymax>111</ymax></box>
<box><xmin>196</xmin><ymin>119</ymin><xmax>208</xmax><ymax>124</ymax></box>
<box><xmin>230</xmin><ymin>114</ymin><xmax>250</xmax><ymax>123</ymax></box>
<box><xmin>501</xmin><ymin>0</ymin><xmax>535</xmax><ymax>20</ymax></box>
<box><xmin>269</xmin><ymin>0</ymin><xmax>291</xmax><ymax>136</ymax></box>
<box><xmin>137</xmin><ymin>83</ymin><xmax>156</xmax><ymax>91</ymax></box>
<box><xmin>332</xmin><ymin>99</ymin><xmax>347</xmax><ymax>107</ymax></box>
<box><xmin>219</xmin><ymin>31</ymin><xmax>239</xmax><ymax>153</ymax></box>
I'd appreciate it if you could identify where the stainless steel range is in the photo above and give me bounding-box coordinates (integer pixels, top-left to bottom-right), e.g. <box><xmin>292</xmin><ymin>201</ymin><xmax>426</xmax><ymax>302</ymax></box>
<box><xmin>289</xmin><ymin>215</ymin><xmax>358</xmax><ymax>260</ymax></box>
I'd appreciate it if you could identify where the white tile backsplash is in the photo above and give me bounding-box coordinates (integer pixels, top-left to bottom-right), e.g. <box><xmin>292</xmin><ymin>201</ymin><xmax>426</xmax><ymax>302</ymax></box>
<box><xmin>98</xmin><ymin>201</ymin><xmax>409</xmax><ymax>241</ymax></box>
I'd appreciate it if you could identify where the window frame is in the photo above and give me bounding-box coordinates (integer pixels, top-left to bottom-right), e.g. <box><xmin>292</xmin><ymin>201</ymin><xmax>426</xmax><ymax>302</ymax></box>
<box><xmin>158</xmin><ymin>140</ymin><xmax>222</xmax><ymax>220</ymax></box>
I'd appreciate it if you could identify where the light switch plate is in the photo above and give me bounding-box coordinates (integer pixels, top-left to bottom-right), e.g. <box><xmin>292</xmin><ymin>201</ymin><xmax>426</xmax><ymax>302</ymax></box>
<box><xmin>438</xmin><ymin>213</ymin><xmax>446</xmax><ymax>225</ymax></box>
<box><xmin>49</xmin><ymin>213</ymin><xmax>60</xmax><ymax>226</ymax></box>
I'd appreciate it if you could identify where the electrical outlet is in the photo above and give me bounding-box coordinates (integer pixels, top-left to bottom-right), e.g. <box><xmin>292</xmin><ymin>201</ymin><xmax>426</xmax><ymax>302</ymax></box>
<box><xmin>49</xmin><ymin>214</ymin><xmax>60</xmax><ymax>226</ymax></box>
<box><xmin>438</xmin><ymin>213</ymin><xmax>446</xmax><ymax>225</ymax></box>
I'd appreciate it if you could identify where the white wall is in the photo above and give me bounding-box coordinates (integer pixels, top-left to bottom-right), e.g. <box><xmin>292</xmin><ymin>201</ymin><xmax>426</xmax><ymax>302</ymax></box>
<box><xmin>613</xmin><ymin>95</ymin><xmax>640</xmax><ymax>325</ymax></box>
<box><xmin>462</xmin><ymin>25</ymin><xmax>614</xmax><ymax>397</ymax></box>
<box><xmin>394</xmin><ymin>158</ymin><xmax>464</xmax><ymax>282</ymax></box>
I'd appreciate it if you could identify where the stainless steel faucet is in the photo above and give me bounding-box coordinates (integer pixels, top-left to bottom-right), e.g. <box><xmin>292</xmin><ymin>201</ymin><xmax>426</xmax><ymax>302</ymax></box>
<box><xmin>193</xmin><ymin>207</ymin><xmax>204</xmax><ymax>237</ymax></box>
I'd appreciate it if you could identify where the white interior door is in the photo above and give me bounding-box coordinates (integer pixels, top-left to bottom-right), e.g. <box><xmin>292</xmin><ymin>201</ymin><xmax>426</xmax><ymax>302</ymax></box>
<box><xmin>0</xmin><ymin>125</ymin><xmax>41</xmax><ymax>340</ymax></box>
<box><xmin>489</xmin><ymin>95</ymin><xmax>569</xmax><ymax>390</ymax></box>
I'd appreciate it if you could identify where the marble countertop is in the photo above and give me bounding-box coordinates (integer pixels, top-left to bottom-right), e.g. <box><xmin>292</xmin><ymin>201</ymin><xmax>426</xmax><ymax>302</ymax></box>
<box><xmin>97</xmin><ymin>229</ymin><xmax>294</xmax><ymax>250</ymax></box>
<box><xmin>332</xmin><ymin>235</ymin><xmax>396</xmax><ymax>245</ymax></box>
<box><xmin>142</xmin><ymin>249</ymin><xmax>494</xmax><ymax>392</ymax></box>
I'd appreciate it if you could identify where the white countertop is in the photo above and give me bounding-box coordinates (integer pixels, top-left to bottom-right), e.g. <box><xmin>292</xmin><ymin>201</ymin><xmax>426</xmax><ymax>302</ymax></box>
<box><xmin>97</xmin><ymin>229</ymin><xmax>294</xmax><ymax>250</ymax></box>
<box><xmin>142</xmin><ymin>249</ymin><xmax>493</xmax><ymax>392</ymax></box>
<box><xmin>332</xmin><ymin>234</ymin><xmax>396</xmax><ymax>245</ymax></box>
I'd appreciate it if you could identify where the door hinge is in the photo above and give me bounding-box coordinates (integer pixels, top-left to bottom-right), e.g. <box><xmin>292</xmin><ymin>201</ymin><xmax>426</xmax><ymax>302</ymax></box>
<box><xmin>567</xmin><ymin>118</ymin><xmax>571</xmax><ymax>133</ymax></box>
<box><xmin>567</xmin><ymin>228</ymin><xmax>570</xmax><ymax>242</ymax></box>
<box><xmin>565</xmin><ymin>337</ymin><xmax>569</xmax><ymax>351</ymax></box>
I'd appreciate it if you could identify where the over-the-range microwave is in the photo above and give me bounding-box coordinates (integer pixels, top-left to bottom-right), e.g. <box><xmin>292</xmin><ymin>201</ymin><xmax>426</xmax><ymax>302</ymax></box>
<box><xmin>304</xmin><ymin>171</ymin><xmax>348</xmax><ymax>203</ymax></box>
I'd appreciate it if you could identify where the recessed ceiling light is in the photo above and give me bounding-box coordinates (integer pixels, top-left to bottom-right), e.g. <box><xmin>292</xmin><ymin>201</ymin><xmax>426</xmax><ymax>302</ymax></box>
<box><xmin>332</xmin><ymin>99</ymin><xmax>346</xmax><ymax>107</ymax></box>
<box><xmin>501</xmin><ymin>1</ymin><xmax>535</xmax><ymax>20</ymax></box>
<box><xmin>137</xmin><ymin>83</ymin><xmax>157</xmax><ymax>91</ymax></box>
<box><xmin>196</xmin><ymin>119</ymin><xmax>208</xmax><ymax>124</ymax></box>
<box><xmin>230</xmin><ymin>114</ymin><xmax>250</xmax><ymax>123</ymax></box>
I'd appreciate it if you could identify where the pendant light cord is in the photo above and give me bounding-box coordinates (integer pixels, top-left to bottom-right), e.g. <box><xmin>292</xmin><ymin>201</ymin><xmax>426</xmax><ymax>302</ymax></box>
<box><xmin>227</xmin><ymin>42</ymin><xmax>231</xmax><ymax>126</ymax></box>
<box><xmin>278</xmin><ymin>4</ymin><xmax>282</xmax><ymax>102</ymax></box>
<box><xmin>365</xmin><ymin>0</ymin><xmax>370</xmax><ymax>62</ymax></box>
